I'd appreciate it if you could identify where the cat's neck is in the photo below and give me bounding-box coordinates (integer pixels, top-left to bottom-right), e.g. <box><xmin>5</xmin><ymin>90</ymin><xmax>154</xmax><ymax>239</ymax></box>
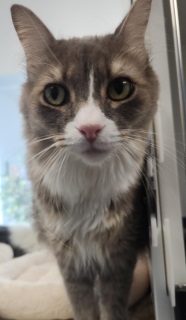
<box><xmin>37</xmin><ymin>153</ymin><xmax>141</xmax><ymax>212</ymax></box>
<box><xmin>32</xmin><ymin>153</ymin><xmax>142</xmax><ymax>242</ymax></box>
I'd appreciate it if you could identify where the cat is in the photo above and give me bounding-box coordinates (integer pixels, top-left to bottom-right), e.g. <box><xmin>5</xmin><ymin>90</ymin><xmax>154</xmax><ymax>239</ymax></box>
<box><xmin>11</xmin><ymin>0</ymin><xmax>158</xmax><ymax>319</ymax></box>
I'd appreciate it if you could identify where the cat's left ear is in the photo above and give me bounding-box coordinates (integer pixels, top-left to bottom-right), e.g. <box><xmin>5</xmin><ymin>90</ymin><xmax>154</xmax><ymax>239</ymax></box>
<box><xmin>114</xmin><ymin>0</ymin><xmax>152</xmax><ymax>51</ymax></box>
<box><xmin>11</xmin><ymin>5</ymin><xmax>55</xmax><ymax>78</ymax></box>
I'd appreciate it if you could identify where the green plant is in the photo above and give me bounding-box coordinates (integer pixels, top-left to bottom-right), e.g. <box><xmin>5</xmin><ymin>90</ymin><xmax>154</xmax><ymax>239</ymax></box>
<box><xmin>0</xmin><ymin>176</ymin><xmax>32</xmax><ymax>223</ymax></box>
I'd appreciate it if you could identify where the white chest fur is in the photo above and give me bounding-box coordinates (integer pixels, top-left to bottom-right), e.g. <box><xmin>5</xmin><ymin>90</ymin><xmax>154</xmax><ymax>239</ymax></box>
<box><xmin>37</xmin><ymin>151</ymin><xmax>141</xmax><ymax>269</ymax></box>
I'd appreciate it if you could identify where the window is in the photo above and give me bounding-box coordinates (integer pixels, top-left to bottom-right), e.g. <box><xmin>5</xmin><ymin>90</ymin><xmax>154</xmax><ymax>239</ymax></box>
<box><xmin>0</xmin><ymin>74</ymin><xmax>32</xmax><ymax>223</ymax></box>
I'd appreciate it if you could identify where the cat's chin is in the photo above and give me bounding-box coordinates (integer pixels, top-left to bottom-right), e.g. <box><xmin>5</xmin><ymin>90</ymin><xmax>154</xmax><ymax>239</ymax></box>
<box><xmin>68</xmin><ymin>141</ymin><xmax>113</xmax><ymax>166</ymax></box>
<box><xmin>75</xmin><ymin>147</ymin><xmax>111</xmax><ymax>166</ymax></box>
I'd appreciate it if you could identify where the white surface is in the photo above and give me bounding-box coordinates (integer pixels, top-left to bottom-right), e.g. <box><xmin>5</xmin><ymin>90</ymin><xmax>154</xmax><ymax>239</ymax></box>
<box><xmin>150</xmin><ymin>216</ymin><xmax>158</xmax><ymax>248</ymax></box>
<box><xmin>0</xmin><ymin>242</ymin><xmax>149</xmax><ymax>320</ymax></box>
<box><xmin>10</xmin><ymin>224</ymin><xmax>43</xmax><ymax>253</ymax></box>
<box><xmin>0</xmin><ymin>246</ymin><xmax>73</xmax><ymax>320</ymax></box>
<box><xmin>0</xmin><ymin>0</ymin><xmax>131</xmax><ymax>75</ymax></box>
<box><xmin>0</xmin><ymin>243</ymin><xmax>13</xmax><ymax>263</ymax></box>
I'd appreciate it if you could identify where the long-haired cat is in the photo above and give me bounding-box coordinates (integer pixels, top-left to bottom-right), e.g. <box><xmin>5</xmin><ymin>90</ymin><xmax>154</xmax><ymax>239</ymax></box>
<box><xmin>11</xmin><ymin>0</ymin><xmax>158</xmax><ymax>319</ymax></box>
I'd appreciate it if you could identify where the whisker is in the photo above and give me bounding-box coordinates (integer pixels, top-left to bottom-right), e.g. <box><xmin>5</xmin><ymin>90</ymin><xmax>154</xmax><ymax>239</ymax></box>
<box><xmin>121</xmin><ymin>138</ymin><xmax>186</xmax><ymax>189</ymax></box>
<box><xmin>117</xmin><ymin>144</ymin><xmax>157</xmax><ymax>204</ymax></box>
<box><xmin>57</xmin><ymin>152</ymin><xmax>68</xmax><ymax>186</ymax></box>
<box><xmin>34</xmin><ymin>148</ymin><xmax>60</xmax><ymax>184</ymax></box>
<box><xmin>125</xmin><ymin>135</ymin><xmax>186</xmax><ymax>170</ymax></box>
<box><xmin>119</xmin><ymin>129</ymin><xmax>186</xmax><ymax>148</ymax></box>
<box><xmin>28</xmin><ymin>134</ymin><xmax>65</xmax><ymax>146</ymax></box>
<box><xmin>27</xmin><ymin>143</ymin><xmax>57</xmax><ymax>162</ymax></box>
<box><xmin>118</xmin><ymin>131</ymin><xmax>186</xmax><ymax>171</ymax></box>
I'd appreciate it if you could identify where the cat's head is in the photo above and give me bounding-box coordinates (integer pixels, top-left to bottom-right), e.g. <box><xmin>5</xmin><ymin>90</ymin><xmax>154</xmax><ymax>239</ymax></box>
<box><xmin>11</xmin><ymin>0</ymin><xmax>158</xmax><ymax>173</ymax></box>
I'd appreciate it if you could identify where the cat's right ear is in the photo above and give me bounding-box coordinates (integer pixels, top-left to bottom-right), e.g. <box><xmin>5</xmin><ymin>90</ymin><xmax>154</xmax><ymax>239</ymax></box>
<box><xmin>11</xmin><ymin>5</ymin><xmax>55</xmax><ymax>77</ymax></box>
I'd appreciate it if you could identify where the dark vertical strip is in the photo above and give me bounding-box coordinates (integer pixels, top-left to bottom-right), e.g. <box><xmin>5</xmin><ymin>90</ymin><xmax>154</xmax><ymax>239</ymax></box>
<box><xmin>175</xmin><ymin>286</ymin><xmax>186</xmax><ymax>320</ymax></box>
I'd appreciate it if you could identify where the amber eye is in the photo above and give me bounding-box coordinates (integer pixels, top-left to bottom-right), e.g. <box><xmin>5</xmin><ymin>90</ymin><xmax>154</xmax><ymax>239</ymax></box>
<box><xmin>44</xmin><ymin>84</ymin><xmax>68</xmax><ymax>106</ymax></box>
<box><xmin>107</xmin><ymin>78</ymin><xmax>134</xmax><ymax>101</ymax></box>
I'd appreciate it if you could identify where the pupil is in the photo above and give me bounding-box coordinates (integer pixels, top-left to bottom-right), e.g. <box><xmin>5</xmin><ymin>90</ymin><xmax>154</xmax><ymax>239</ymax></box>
<box><xmin>51</xmin><ymin>86</ymin><xmax>58</xmax><ymax>100</ymax></box>
<box><xmin>114</xmin><ymin>81</ymin><xmax>125</xmax><ymax>95</ymax></box>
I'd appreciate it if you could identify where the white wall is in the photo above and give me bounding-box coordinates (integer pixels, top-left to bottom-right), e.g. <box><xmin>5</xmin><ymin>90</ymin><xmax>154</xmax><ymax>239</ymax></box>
<box><xmin>0</xmin><ymin>0</ymin><xmax>131</xmax><ymax>75</ymax></box>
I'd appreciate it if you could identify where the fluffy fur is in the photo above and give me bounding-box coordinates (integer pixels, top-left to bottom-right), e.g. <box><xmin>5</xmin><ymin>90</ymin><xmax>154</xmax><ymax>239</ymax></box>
<box><xmin>11</xmin><ymin>0</ymin><xmax>159</xmax><ymax>319</ymax></box>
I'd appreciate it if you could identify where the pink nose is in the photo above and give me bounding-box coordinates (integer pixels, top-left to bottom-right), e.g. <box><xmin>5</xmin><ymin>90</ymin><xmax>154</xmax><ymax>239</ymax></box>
<box><xmin>78</xmin><ymin>124</ymin><xmax>103</xmax><ymax>142</ymax></box>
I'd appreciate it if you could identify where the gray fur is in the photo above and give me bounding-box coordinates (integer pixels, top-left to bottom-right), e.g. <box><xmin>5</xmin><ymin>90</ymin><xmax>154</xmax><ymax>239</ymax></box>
<box><xmin>11</xmin><ymin>0</ymin><xmax>158</xmax><ymax>319</ymax></box>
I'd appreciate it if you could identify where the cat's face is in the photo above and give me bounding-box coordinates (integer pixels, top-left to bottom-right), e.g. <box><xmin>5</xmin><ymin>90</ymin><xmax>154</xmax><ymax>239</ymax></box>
<box><xmin>11</xmin><ymin>0</ymin><xmax>158</xmax><ymax>171</ymax></box>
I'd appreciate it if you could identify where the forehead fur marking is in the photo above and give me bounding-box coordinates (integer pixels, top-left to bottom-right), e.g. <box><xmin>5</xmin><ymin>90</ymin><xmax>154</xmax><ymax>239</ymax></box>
<box><xmin>88</xmin><ymin>70</ymin><xmax>94</xmax><ymax>105</ymax></box>
<box><xmin>78</xmin><ymin>70</ymin><xmax>95</xmax><ymax>109</ymax></box>
<box><xmin>33</xmin><ymin>66</ymin><xmax>63</xmax><ymax>91</ymax></box>
<box><xmin>111</xmin><ymin>60</ymin><xmax>125</xmax><ymax>76</ymax></box>
<box><xmin>67</xmin><ymin>64</ymin><xmax>76</xmax><ymax>78</ymax></box>
<box><xmin>74</xmin><ymin>69</ymin><xmax>105</xmax><ymax>125</ymax></box>
<box><xmin>111</xmin><ymin>59</ymin><xmax>147</xmax><ymax>86</ymax></box>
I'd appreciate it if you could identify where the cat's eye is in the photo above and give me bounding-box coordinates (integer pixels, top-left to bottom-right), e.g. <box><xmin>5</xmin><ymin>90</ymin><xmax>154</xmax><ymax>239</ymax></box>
<box><xmin>107</xmin><ymin>78</ymin><xmax>134</xmax><ymax>101</ymax></box>
<box><xmin>44</xmin><ymin>84</ymin><xmax>68</xmax><ymax>106</ymax></box>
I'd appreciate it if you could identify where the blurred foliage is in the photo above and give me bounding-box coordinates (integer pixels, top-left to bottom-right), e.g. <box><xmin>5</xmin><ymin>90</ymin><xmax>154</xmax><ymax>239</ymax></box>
<box><xmin>0</xmin><ymin>176</ymin><xmax>31</xmax><ymax>223</ymax></box>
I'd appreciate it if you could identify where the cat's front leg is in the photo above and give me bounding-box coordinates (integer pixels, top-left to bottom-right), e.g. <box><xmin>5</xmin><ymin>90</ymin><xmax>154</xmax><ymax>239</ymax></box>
<box><xmin>99</xmin><ymin>255</ymin><xmax>136</xmax><ymax>320</ymax></box>
<box><xmin>64</xmin><ymin>271</ymin><xmax>100</xmax><ymax>320</ymax></box>
<box><xmin>58</xmin><ymin>258</ymin><xmax>100</xmax><ymax>320</ymax></box>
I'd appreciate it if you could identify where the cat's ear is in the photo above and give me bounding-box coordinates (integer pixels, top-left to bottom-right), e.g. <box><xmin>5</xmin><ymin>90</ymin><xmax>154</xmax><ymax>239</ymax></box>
<box><xmin>11</xmin><ymin>5</ymin><xmax>55</xmax><ymax>77</ymax></box>
<box><xmin>114</xmin><ymin>0</ymin><xmax>152</xmax><ymax>53</ymax></box>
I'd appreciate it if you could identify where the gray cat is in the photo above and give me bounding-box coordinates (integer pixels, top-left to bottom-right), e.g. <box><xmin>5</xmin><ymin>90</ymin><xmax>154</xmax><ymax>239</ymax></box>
<box><xmin>11</xmin><ymin>0</ymin><xmax>158</xmax><ymax>319</ymax></box>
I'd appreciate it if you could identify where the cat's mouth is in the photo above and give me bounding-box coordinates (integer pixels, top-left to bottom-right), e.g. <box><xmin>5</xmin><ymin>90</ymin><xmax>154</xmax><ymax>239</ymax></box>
<box><xmin>71</xmin><ymin>142</ymin><xmax>112</xmax><ymax>164</ymax></box>
<box><xmin>82</xmin><ymin>146</ymin><xmax>109</xmax><ymax>156</ymax></box>
<box><xmin>82</xmin><ymin>147</ymin><xmax>110</xmax><ymax>164</ymax></box>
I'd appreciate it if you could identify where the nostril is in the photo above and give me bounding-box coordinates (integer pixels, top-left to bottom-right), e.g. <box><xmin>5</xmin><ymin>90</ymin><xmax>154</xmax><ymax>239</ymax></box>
<box><xmin>79</xmin><ymin>129</ymin><xmax>88</xmax><ymax>137</ymax></box>
<box><xmin>79</xmin><ymin>127</ymin><xmax>101</xmax><ymax>137</ymax></box>
<box><xmin>77</xmin><ymin>124</ymin><xmax>104</xmax><ymax>142</ymax></box>
<box><xmin>95</xmin><ymin>128</ymin><xmax>102</xmax><ymax>134</ymax></box>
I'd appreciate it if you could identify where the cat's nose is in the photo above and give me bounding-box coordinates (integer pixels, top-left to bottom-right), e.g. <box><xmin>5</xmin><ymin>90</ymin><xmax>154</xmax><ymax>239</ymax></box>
<box><xmin>78</xmin><ymin>124</ymin><xmax>103</xmax><ymax>142</ymax></box>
